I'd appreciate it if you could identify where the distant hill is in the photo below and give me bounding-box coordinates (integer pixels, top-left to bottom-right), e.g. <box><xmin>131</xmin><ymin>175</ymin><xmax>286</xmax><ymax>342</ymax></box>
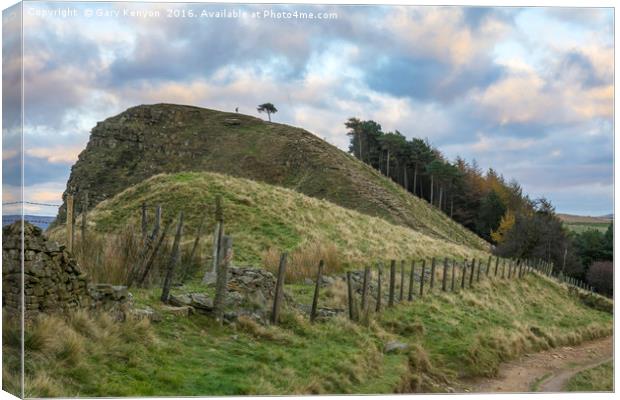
<box><xmin>557</xmin><ymin>213</ymin><xmax>612</xmax><ymax>224</ymax></box>
<box><xmin>56</xmin><ymin>103</ymin><xmax>487</xmax><ymax>250</ymax></box>
<box><xmin>557</xmin><ymin>213</ymin><xmax>612</xmax><ymax>234</ymax></box>
<box><xmin>2</xmin><ymin>215</ymin><xmax>56</xmax><ymax>230</ymax></box>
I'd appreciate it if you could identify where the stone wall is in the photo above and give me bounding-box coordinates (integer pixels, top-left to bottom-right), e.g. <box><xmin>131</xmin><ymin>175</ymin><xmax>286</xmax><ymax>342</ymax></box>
<box><xmin>2</xmin><ymin>221</ymin><xmax>90</xmax><ymax>316</ymax></box>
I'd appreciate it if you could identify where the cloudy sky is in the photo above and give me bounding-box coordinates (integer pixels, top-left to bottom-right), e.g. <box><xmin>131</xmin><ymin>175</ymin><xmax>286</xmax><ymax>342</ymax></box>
<box><xmin>3</xmin><ymin>2</ymin><xmax>614</xmax><ymax>216</ymax></box>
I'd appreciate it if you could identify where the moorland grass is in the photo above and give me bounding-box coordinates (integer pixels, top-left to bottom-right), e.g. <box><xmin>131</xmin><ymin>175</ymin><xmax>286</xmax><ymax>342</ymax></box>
<box><xmin>7</xmin><ymin>273</ymin><xmax>612</xmax><ymax>397</ymax></box>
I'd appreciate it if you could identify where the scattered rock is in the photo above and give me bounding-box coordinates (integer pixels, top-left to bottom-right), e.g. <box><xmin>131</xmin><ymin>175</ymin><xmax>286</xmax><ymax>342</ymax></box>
<box><xmin>161</xmin><ymin>305</ymin><xmax>194</xmax><ymax>317</ymax></box>
<box><xmin>384</xmin><ymin>341</ymin><xmax>409</xmax><ymax>354</ymax></box>
<box><xmin>131</xmin><ymin>307</ymin><xmax>162</xmax><ymax>322</ymax></box>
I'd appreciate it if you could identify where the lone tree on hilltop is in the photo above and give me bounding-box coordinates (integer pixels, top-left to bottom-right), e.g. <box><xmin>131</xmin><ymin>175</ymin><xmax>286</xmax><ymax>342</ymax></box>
<box><xmin>257</xmin><ymin>103</ymin><xmax>277</xmax><ymax>122</ymax></box>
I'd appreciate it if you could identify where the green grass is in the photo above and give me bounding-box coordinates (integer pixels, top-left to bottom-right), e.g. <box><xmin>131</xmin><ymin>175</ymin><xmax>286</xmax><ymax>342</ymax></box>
<box><xmin>565</xmin><ymin>361</ymin><xmax>613</xmax><ymax>392</ymax></box>
<box><xmin>530</xmin><ymin>372</ymin><xmax>552</xmax><ymax>391</ymax></box>
<box><xmin>8</xmin><ymin>272</ymin><xmax>612</xmax><ymax>396</ymax></box>
<box><xmin>50</xmin><ymin>172</ymin><xmax>488</xmax><ymax>269</ymax></box>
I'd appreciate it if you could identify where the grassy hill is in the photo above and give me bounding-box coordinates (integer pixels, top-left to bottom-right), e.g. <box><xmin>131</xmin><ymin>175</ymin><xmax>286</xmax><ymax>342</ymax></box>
<box><xmin>6</xmin><ymin>268</ymin><xmax>612</xmax><ymax>396</ymax></box>
<box><xmin>58</xmin><ymin>103</ymin><xmax>486</xmax><ymax>250</ymax></box>
<box><xmin>57</xmin><ymin>172</ymin><xmax>488</xmax><ymax>273</ymax></box>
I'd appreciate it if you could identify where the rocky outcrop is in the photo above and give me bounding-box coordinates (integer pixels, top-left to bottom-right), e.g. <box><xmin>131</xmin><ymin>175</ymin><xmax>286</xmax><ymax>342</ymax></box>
<box><xmin>2</xmin><ymin>221</ymin><xmax>90</xmax><ymax>315</ymax></box>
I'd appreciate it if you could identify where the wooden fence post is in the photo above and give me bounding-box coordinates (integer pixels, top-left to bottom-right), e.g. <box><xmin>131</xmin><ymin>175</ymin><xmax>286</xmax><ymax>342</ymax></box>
<box><xmin>408</xmin><ymin>260</ymin><xmax>415</xmax><ymax>301</ymax></box>
<box><xmin>494</xmin><ymin>257</ymin><xmax>500</xmax><ymax>276</ymax></box>
<box><xmin>476</xmin><ymin>259</ymin><xmax>482</xmax><ymax>282</ymax></box>
<box><xmin>486</xmin><ymin>255</ymin><xmax>492</xmax><ymax>277</ymax></box>
<box><xmin>137</xmin><ymin>218</ymin><xmax>173</xmax><ymax>287</ymax></box>
<box><xmin>141</xmin><ymin>202</ymin><xmax>148</xmax><ymax>242</ymax></box>
<box><xmin>461</xmin><ymin>260</ymin><xmax>467</xmax><ymax>289</ymax></box>
<box><xmin>161</xmin><ymin>212</ymin><xmax>184</xmax><ymax>303</ymax></box>
<box><xmin>469</xmin><ymin>258</ymin><xmax>476</xmax><ymax>287</ymax></box>
<box><xmin>81</xmin><ymin>190</ymin><xmax>88</xmax><ymax>244</ymax></box>
<box><xmin>361</xmin><ymin>264</ymin><xmax>370</xmax><ymax>314</ymax></box>
<box><xmin>347</xmin><ymin>271</ymin><xmax>355</xmax><ymax>320</ymax></box>
<box><xmin>507</xmin><ymin>260</ymin><xmax>513</xmax><ymax>279</ymax></box>
<box><xmin>430</xmin><ymin>257</ymin><xmax>436</xmax><ymax>291</ymax></box>
<box><xmin>388</xmin><ymin>260</ymin><xmax>396</xmax><ymax>307</ymax></box>
<box><xmin>450</xmin><ymin>259</ymin><xmax>456</xmax><ymax>291</ymax></box>
<box><xmin>399</xmin><ymin>260</ymin><xmax>405</xmax><ymax>301</ymax></box>
<box><xmin>501</xmin><ymin>260</ymin><xmax>506</xmax><ymax>278</ymax></box>
<box><xmin>442</xmin><ymin>258</ymin><xmax>449</xmax><ymax>291</ymax></box>
<box><xmin>310</xmin><ymin>260</ymin><xmax>324</xmax><ymax>323</ymax></box>
<box><xmin>376</xmin><ymin>263</ymin><xmax>383</xmax><ymax>312</ymax></box>
<box><xmin>419</xmin><ymin>260</ymin><xmax>426</xmax><ymax>297</ymax></box>
<box><xmin>66</xmin><ymin>194</ymin><xmax>74</xmax><ymax>252</ymax></box>
<box><xmin>213</xmin><ymin>235</ymin><xmax>233</xmax><ymax>323</ymax></box>
<box><xmin>271</xmin><ymin>252</ymin><xmax>288</xmax><ymax>325</ymax></box>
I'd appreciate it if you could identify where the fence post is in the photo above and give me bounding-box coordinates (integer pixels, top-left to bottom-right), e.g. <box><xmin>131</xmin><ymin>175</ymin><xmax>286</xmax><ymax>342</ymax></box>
<box><xmin>507</xmin><ymin>260</ymin><xmax>513</xmax><ymax>279</ymax></box>
<box><xmin>360</xmin><ymin>264</ymin><xmax>370</xmax><ymax>315</ymax></box>
<box><xmin>347</xmin><ymin>271</ymin><xmax>355</xmax><ymax>320</ymax></box>
<box><xmin>310</xmin><ymin>260</ymin><xmax>324</xmax><ymax>323</ymax></box>
<box><xmin>137</xmin><ymin>218</ymin><xmax>173</xmax><ymax>287</ymax></box>
<box><xmin>430</xmin><ymin>257</ymin><xmax>436</xmax><ymax>291</ymax></box>
<box><xmin>66</xmin><ymin>194</ymin><xmax>74</xmax><ymax>252</ymax></box>
<box><xmin>81</xmin><ymin>190</ymin><xmax>88</xmax><ymax>244</ymax></box>
<box><xmin>442</xmin><ymin>258</ymin><xmax>449</xmax><ymax>291</ymax></box>
<box><xmin>419</xmin><ymin>260</ymin><xmax>426</xmax><ymax>297</ymax></box>
<box><xmin>161</xmin><ymin>212</ymin><xmax>184</xmax><ymax>303</ymax></box>
<box><xmin>271</xmin><ymin>252</ymin><xmax>288</xmax><ymax>325</ymax></box>
<box><xmin>376</xmin><ymin>263</ymin><xmax>383</xmax><ymax>312</ymax></box>
<box><xmin>494</xmin><ymin>256</ymin><xmax>500</xmax><ymax>276</ymax></box>
<box><xmin>501</xmin><ymin>260</ymin><xmax>506</xmax><ymax>278</ymax></box>
<box><xmin>408</xmin><ymin>260</ymin><xmax>416</xmax><ymax>301</ymax></box>
<box><xmin>188</xmin><ymin>217</ymin><xmax>205</xmax><ymax>266</ymax></box>
<box><xmin>213</xmin><ymin>235</ymin><xmax>233</xmax><ymax>324</ymax></box>
<box><xmin>469</xmin><ymin>258</ymin><xmax>476</xmax><ymax>287</ymax></box>
<box><xmin>141</xmin><ymin>202</ymin><xmax>148</xmax><ymax>242</ymax></box>
<box><xmin>476</xmin><ymin>259</ymin><xmax>482</xmax><ymax>282</ymax></box>
<box><xmin>486</xmin><ymin>255</ymin><xmax>492</xmax><ymax>277</ymax></box>
<box><xmin>450</xmin><ymin>259</ymin><xmax>456</xmax><ymax>292</ymax></box>
<box><xmin>400</xmin><ymin>260</ymin><xmax>405</xmax><ymax>301</ymax></box>
<box><xmin>388</xmin><ymin>260</ymin><xmax>396</xmax><ymax>307</ymax></box>
<box><xmin>461</xmin><ymin>260</ymin><xmax>467</xmax><ymax>289</ymax></box>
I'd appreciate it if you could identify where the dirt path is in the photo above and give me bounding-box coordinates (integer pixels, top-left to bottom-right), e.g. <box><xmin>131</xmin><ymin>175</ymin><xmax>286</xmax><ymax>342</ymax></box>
<box><xmin>467</xmin><ymin>336</ymin><xmax>613</xmax><ymax>393</ymax></box>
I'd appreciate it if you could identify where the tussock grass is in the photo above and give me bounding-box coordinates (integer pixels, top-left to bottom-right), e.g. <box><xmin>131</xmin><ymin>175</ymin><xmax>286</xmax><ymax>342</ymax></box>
<box><xmin>49</xmin><ymin>172</ymin><xmax>488</xmax><ymax>270</ymax></box>
<box><xmin>2</xmin><ymin>311</ymin><xmax>155</xmax><ymax>398</ymax></box>
<box><xmin>262</xmin><ymin>241</ymin><xmax>343</xmax><ymax>283</ymax></box>
<box><xmin>380</xmin><ymin>274</ymin><xmax>612</xmax><ymax>388</ymax></box>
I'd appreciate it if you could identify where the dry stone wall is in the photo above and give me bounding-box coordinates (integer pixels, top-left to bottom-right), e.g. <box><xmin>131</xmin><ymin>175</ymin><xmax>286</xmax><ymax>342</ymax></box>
<box><xmin>2</xmin><ymin>221</ymin><xmax>131</xmax><ymax>318</ymax></box>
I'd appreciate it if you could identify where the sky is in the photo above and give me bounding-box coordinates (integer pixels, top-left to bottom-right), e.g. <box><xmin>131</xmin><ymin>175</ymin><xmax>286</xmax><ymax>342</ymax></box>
<box><xmin>2</xmin><ymin>2</ymin><xmax>614</xmax><ymax>217</ymax></box>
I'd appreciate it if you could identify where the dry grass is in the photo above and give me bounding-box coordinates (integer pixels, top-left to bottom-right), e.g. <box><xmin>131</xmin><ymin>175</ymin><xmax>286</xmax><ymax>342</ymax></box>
<box><xmin>2</xmin><ymin>310</ymin><xmax>155</xmax><ymax>397</ymax></box>
<box><xmin>262</xmin><ymin>241</ymin><xmax>343</xmax><ymax>283</ymax></box>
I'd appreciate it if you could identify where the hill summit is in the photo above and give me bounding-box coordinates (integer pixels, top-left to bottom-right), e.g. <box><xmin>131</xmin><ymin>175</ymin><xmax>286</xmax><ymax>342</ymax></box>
<box><xmin>59</xmin><ymin>103</ymin><xmax>487</xmax><ymax>250</ymax></box>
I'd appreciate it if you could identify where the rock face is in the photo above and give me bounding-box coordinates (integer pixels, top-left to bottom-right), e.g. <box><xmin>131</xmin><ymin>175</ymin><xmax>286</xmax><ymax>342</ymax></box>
<box><xmin>53</xmin><ymin>103</ymin><xmax>486</xmax><ymax>250</ymax></box>
<box><xmin>2</xmin><ymin>221</ymin><xmax>90</xmax><ymax>315</ymax></box>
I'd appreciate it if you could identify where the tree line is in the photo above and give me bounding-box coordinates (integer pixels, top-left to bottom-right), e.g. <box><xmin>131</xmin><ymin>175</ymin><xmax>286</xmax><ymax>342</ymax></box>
<box><xmin>345</xmin><ymin>118</ymin><xmax>612</xmax><ymax>296</ymax></box>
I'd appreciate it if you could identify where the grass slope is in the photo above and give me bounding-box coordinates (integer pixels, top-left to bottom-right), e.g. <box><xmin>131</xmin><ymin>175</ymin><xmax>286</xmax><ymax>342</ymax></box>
<box><xmin>565</xmin><ymin>361</ymin><xmax>613</xmax><ymax>392</ymax></box>
<box><xmin>61</xmin><ymin>172</ymin><xmax>488</xmax><ymax>268</ymax></box>
<box><xmin>59</xmin><ymin>103</ymin><xmax>486</xmax><ymax>250</ymax></box>
<box><xmin>6</xmin><ymin>273</ymin><xmax>612</xmax><ymax>396</ymax></box>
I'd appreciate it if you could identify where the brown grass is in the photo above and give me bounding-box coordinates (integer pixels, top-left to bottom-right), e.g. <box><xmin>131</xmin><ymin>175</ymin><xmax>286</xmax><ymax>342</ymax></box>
<box><xmin>262</xmin><ymin>241</ymin><xmax>344</xmax><ymax>283</ymax></box>
<box><xmin>2</xmin><ymin>310</ymin><xmax>155</xmax><ymax>398</ymax></box>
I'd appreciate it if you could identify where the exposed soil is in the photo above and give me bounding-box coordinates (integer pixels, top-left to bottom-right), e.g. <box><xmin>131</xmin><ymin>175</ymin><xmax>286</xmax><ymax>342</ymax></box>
<box><xmin>466</xmin><ymin>335</ymin><xmax>613</xmax><ymax>393</ymax></box>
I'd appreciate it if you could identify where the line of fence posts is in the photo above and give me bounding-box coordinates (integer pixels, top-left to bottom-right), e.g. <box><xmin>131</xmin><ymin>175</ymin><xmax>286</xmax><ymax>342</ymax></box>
<box><xmin>268</xmin><ymin>251</ymin><xmax>595</xmax><ymax>326</ymax></box>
